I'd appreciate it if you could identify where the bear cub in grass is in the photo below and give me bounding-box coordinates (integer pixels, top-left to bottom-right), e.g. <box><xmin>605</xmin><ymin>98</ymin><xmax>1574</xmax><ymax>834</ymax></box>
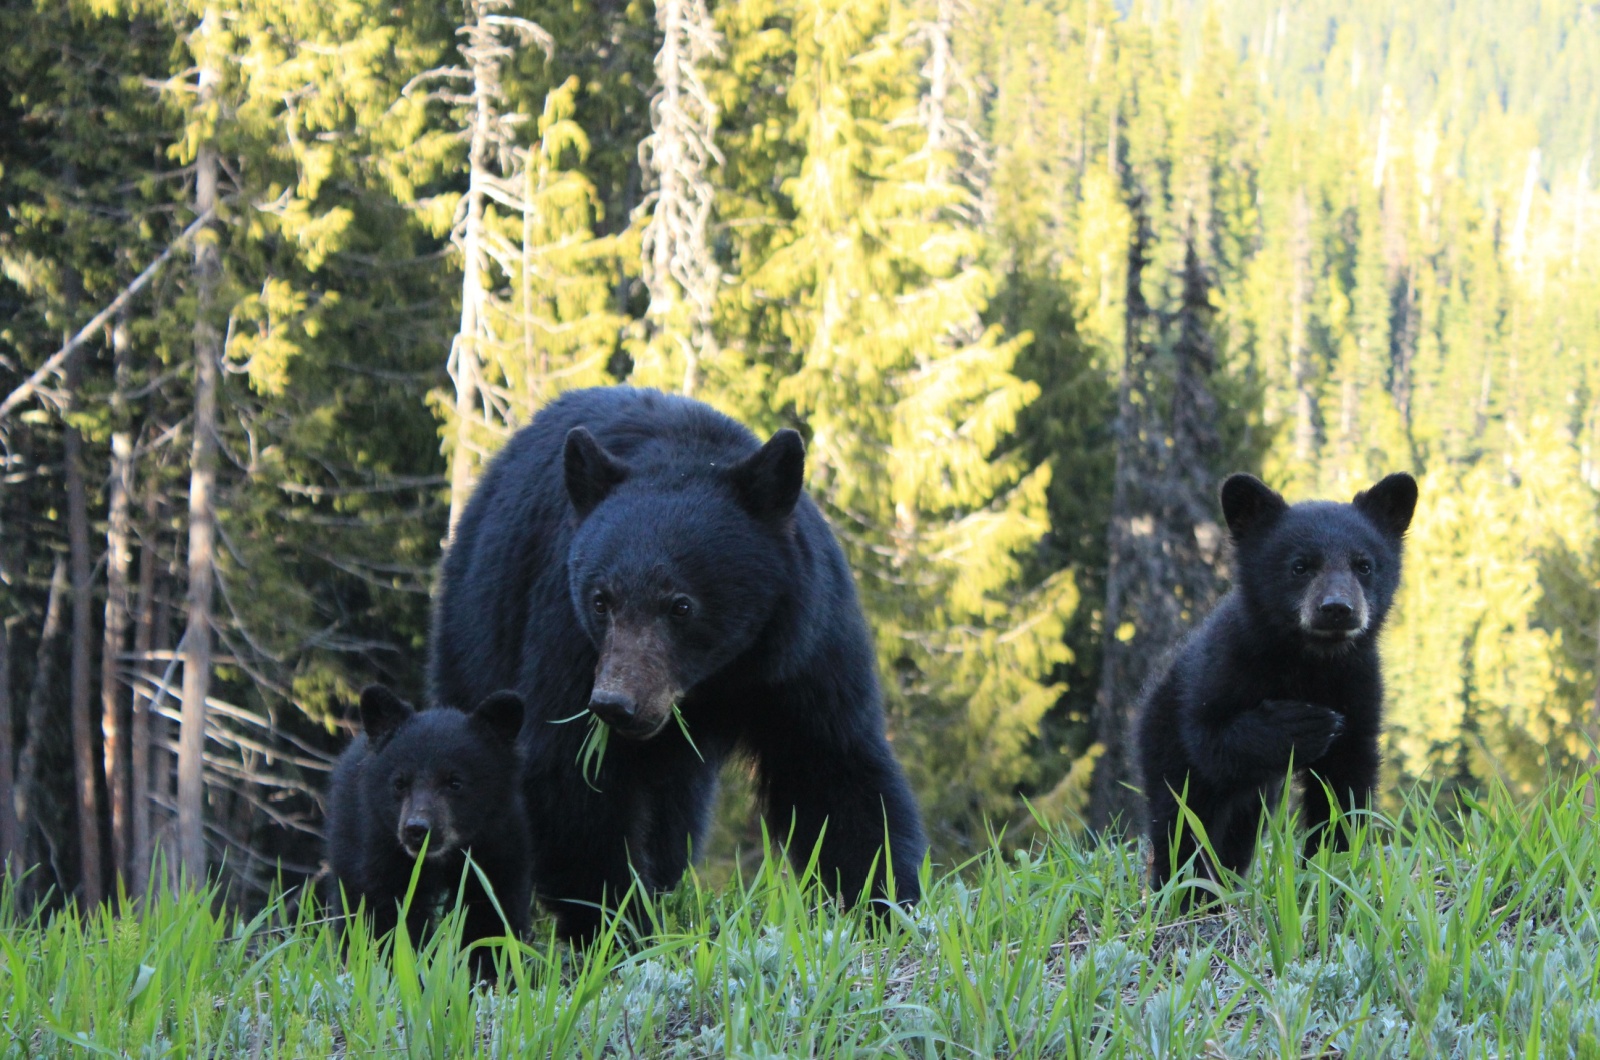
<box><xmin>1136</xmin><ymin>471</ymin><xmax>1417</xmax><ymax>890</ymax></box>
<box><xmin>326</xmin><ymin>685</ymin><xmax>531</xmax><ymax>967</ymax></box>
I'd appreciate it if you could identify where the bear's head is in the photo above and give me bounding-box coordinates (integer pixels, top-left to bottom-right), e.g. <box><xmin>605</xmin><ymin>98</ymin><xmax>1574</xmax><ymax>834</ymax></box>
<box><xmin>1220</xmin><ymin>472</ymin><xmax>1417</xmax><ymax>652</ymax></box>
<box><xmin>561</xmin><ymin>426</ymin><xmax>805</xmax><ymax>739</ymax></box>
<box><xmin>358</xmin><ymin>685</ymin><xmax>525</xmax><ymax>859</ymax></box>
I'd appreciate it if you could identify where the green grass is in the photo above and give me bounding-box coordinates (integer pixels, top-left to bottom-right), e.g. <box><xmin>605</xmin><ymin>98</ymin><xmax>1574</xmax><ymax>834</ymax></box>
<box><xmin>4</xmin><ymin>773</ymin><xmax>1600</xmax><ymax>1057</ymax></box>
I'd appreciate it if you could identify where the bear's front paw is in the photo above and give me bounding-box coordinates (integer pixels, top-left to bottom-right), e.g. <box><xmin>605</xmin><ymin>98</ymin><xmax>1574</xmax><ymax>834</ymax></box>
<box><xmin>1259</xmin><ymin>699</ymin><xmax>1344</xmax><ymax>763</ymax></box>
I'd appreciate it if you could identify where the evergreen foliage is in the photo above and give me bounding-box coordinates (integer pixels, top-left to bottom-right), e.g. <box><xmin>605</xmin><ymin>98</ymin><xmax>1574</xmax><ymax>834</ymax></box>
<box><xmin>1</xmin><ymin>0</ymin><xmax>1598</xmax><ymax>892</ymax></box>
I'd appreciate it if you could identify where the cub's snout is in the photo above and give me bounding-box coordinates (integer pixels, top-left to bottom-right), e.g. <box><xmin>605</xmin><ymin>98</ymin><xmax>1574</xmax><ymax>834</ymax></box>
<box><xmin>395</xmin><ymin>782</ymin><xmax>461</xmax><ymax>859</ymax></box>
<box><xmin>1298</xmin><ymin>564</ymin><xmax>1371</xmax><ymax>639</ymax></box>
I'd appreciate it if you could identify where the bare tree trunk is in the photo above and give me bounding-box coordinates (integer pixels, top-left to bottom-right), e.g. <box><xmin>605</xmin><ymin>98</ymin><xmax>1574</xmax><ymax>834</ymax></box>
<box><xmin>447</xmin><ymin>269</ymin><xmax>484</xmax><ymax>535</ymax></box>
<box><xmin>15</xmin><ymin>558</ymin><xmax>68</xmax><ymax>846</ymax></box>
<box><xmin>101</xmin><ymin>314</ymin><xmax>135</xmax><ymax>892</ymax></box>
<box><xmin>149</xmin><ymin>558</ymin><xmax>175</xmax><ymax>892</ymax></box>
<box><xmin>64</xmin><ymin>349</ymin><xmax>104</xmax><ymax>908</ymax></box>
<box><xmin>445</xmin><ymin>0</ymin><xmax>499</xmax><ymax>534</ymax></box>
<box><xmin>129</xmin><ymin>506</ymin><xmax>159</xmax><ymax>896</ymax></box>
<box><xmin>1510</xmin><ymin>147</ymin><xmax>1540</xmax><ymax>272</ymax></box>
<box><xmin>638</xmin><ymin>0</ymin><xmax>721</xmax><ymax>396</ymax></box>
<box><xmin>179</xmin><ymin>18</ymin><xmax>223</xmax><ymax>887</ymax></box>
<box><xmin>0</xmin><ymin>621</ymin><xmax>18</xmax><ymax>877</ymax></box>
<box><xmin>437</xmin><ymin>1</ymin><xmax>550</xmax><ymax>526</ymax></box>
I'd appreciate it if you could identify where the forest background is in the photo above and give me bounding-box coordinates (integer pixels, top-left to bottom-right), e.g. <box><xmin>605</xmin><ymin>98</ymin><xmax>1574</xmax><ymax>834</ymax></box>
<box><xmin>1</xmin><ymin>0</ymin><xmax>1597</xmax><ymax>909</ymax></box>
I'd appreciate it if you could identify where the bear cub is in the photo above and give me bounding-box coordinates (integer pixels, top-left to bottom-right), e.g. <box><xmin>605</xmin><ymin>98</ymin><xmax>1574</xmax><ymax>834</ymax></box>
<box><xmin>1136</xmin><ymin>471</ymin><xmax>1417</xmax><ymax>890</ymax></box>
<box><xmin>326</xmin><ymin>685</ymin><xmax>532</xmax><ymax>970</ymax></box>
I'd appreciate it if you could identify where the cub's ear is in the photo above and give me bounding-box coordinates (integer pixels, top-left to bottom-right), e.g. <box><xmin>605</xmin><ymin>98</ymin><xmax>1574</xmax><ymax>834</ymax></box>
<box><xmin>358</xmin><ymin>685</ymin><xmax>414</xmax><ymax>747</ymax></box>
<box><xmin>1353</xmin><ymin>472</ymin><xmax>1418</xmax><ymax>539</ymax></box>
<box><xmin>1220</xmin><ymin>473</ymin><xmax>1289</xmax><ymax>541</ymax></box>
<box><xmin>470</xmin><ymin>690</ymin><xmax>524</xmax><ymax>745</ymax></box>
<box><xmin>729</xmin><ymin>429</ymin><xmax>805</xmax><ymax>521</ymax></box>
<box><xmin>564</xmin><ymin>427</ymin><xmax>629</xmax><ymax>519</ymax></box>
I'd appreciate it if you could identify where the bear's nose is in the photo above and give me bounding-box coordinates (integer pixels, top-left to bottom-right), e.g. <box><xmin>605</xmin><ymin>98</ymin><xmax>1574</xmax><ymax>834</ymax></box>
<box><xmin>588</xmin><ymin>689</ymin><xmax>637</xmax><ymax>728</ymax></box>
<box><xmin>1319</xmin><ymin>597</ymin><xmax>1353</xmax><ymax>621</ymax></box>
<box><xmin>402</xmin><ymin>819</ymin><xmax>430</xmax><ymax>848</ymax></box>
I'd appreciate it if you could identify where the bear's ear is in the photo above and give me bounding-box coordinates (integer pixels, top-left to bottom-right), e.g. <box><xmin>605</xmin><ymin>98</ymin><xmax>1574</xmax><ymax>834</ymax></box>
<box><xmin>470</xmin><ymin>690</ymin><xmax>524</xmax><ymax>745</ymax></box>
<box><xmin>1220</xmin><ymin>473</ymin><xmax>1289</xmax><ymax>541</ymax></box>
<box><xmin>729</xmin><ymin>429</ymin><xmax>806</xmax><ymax>521</ymax></box>
<box><xmin>1353</xmin><ymin>472</ymin><xmax>1418</xmax><ymax>539</ymax></box>
<box><xmin>564</xmin><ymin>427</ymin><xmax>629</xmax><ymax>519</ymax></box>
<box><xmin>358</xmin><ymin>685</ymin><xmax>413</xmax><ymax>747</ymax></box>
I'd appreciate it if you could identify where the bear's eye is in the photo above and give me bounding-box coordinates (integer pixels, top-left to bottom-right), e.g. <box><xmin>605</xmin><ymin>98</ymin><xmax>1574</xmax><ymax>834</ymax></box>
<box><xmin>1353</xmin><ymin>558</ymin><xmax>1373</xmax><ymax>577</ymax></box>
<box><xmin>592</xmin><ymin>591</ymin><xmax>609</xmax><ymax>615</ymax></box>
<box><xmin>392</xmin><ymin>775</ymin><xmax>410</xmax><ymax>794</ymax></box>
<box><xmin>1290</xmin><ymin>559</ymin><xmax>1311</xmax><ymax>577</ymax></box>
<box><xmin>445</xmin><ymin>774</ymin><xmax>463</xmax><ymax>792</ymax></box>
<box><xmin>669</xmin><ymin>595</ymin><xmax>693</xmax><ymax>619</ymax></box>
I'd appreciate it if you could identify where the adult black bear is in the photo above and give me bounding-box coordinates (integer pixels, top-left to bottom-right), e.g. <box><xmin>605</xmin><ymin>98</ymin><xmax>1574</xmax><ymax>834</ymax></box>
<box><xmin>1135</xmin><ymin>471</ymin><xmax>1417</xmax><ymax>890</ymax></box>
<box><xmin>430</xmin><ymin>386</ymin><xmax>926</xmax><ymax>940</ymax></box>
<box><xmin>326</xmin><ymin>685</ymin><xmax>531</xmax><ymax>971</ymax></box>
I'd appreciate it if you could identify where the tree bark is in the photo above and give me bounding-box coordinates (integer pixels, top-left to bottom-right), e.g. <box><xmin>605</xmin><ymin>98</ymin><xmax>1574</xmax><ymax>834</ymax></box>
<box><xmin>638</xmin><ymin>0</ymin><xmax>721</xmax><ymax>396</ymax></box>
<box><xmin>101</xmin><ymin>313</ymin><xmax>135</xmax><ymax>891</ymax></box>
<box><xmin>178</xmin><ymin>15</ymin><xmax>223</xmax><ymax>887</ymax></box>
<box><xmin>445</xmin><ymin>0</ymin><xmax>498</xmax><ymax>534</ymax></box>
<box><xmin>15</xmin><ymin>558</ymin><xmax>68</xmax><ymax>847</ymax></box>
<box><xmin>149</xmin><ymin>553</ymin><xmax>175</xmax><ymax>891</ymax></box>
<box><xmin>129</xmin><ymin>501</ymin><xmax>160</xmax><ymax>895</ymax></box>
<box><xmin>64</xmin><ymin>349</ymin><xmax>104</xmax><ymax>908</ymax></box>
<box><xmin>0</xmin><ymin>621</ymin><xmax>18</xmax><ymax>877</ymax></box>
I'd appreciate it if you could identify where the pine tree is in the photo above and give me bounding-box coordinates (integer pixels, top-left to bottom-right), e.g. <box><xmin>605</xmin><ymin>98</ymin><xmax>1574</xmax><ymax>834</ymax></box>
<box><xmin>746</xmin><ymin>0</ymin><xmax>1069</xmax><ymax>835</ymax></box>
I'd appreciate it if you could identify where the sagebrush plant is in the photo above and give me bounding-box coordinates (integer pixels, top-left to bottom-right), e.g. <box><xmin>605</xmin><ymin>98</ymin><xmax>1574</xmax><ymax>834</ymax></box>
<box><xmin>5</xmin><ymin>774</ymin><xmax>1600</xmax><ymax>1057</ymax></box>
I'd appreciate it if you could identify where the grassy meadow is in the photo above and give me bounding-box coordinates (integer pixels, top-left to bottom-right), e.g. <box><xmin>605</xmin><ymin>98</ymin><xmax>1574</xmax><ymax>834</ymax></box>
<box><xmin>2</xmin><ymin>775</ymin><xmax>1599</xmax><ymax>1058</ymax></box>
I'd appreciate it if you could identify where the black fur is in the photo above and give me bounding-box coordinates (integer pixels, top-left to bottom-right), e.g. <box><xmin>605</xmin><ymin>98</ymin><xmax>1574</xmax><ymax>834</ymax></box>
<box><xmin>1136</xmin><ymin>472</ymin><xmax>1418</xmax><ymax>889</ymax></box>
<box><xmin>326</xmin><ymin>686</ymin><xmax>531</xmax><ymax>970</ymax></box>
<box><xmin>429</xmin><ymin>386</ymin><xmax>926</xmax><ymax>939</ymax></box>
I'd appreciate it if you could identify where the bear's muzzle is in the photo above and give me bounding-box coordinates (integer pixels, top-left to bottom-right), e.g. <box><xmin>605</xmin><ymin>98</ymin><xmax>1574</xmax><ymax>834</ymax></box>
<box><xmin>590</xmin><ymin>623</ymin><xmax>681</xmax><ymax>740</ymax></box>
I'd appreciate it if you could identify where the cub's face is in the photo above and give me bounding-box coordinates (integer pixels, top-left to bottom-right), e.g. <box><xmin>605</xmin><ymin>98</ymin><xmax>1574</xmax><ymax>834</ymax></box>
<box><xmin>562</xmin><ymin>427</ymin><xmax>805</xmax><ymax>740</ymax></box>
<box><xmin>357</xmin><ymin>687</ymin><xmax>523</xmax><ymax>859</ymax></box>
<box><xmin>1221</xmin><ymin>473</ymin><xmax>1417</xmax><ymax>651</ymax></box>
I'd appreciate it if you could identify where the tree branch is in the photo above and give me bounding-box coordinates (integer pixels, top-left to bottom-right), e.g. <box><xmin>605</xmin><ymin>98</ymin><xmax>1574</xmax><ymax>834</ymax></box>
<box><xmin>0</xmin><ymin>208</ymin><xmax>215</xmax><ymax>424</ymax></box>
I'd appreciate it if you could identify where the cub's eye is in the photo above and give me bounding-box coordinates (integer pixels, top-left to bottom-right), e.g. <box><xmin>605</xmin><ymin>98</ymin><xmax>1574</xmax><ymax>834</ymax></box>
<box><xmin>445</xmin><ymin>775</ymin><xmax>463</xmax><ymax>792</ymax></box>
<box><xmin>1353</xmin><ymin>558</ymin><xmax>1373</xmax><ymax>577</ymax></box>
<box><xmin>592</xmin><ymin>592</ymin><xmax>609</xmax><ymax>615</ymax></box>
<box><xmin>391</xmin><ymin>776</ymin><xmax>410</xmax><ymax>794</ymax></box>
<box><xmin>669</xmin><ymin>596</ymin><xmax>694</xmax><ymax>619</ymax></box>
<box><xmin>1290</xmin><ymin>559</ymin><xmax>1311</xmax><ymax>577</ymax></box>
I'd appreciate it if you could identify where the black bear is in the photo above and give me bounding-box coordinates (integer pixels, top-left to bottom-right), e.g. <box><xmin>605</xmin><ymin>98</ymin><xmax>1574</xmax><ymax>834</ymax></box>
<box><xmin>1135</xmin><ymin>471</ymin><xmax>1417</xmax><ymax>890</ymax></box>
<box><xmin>326</xmin><ymin>685</ymin><xmax>531</xmax><ymax>971</ymax></box>
<box><xmin>429</xmin><ymin>386</ymin><xmax>926</xmax><ymax>939</ymax></box>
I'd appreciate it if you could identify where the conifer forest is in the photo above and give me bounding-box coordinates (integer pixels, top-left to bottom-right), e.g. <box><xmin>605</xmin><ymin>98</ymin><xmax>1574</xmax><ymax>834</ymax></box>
<box><xmin>2</xmin><ymin>0</ymin><xmax>1598</xmax><ymax>907</ymax></box>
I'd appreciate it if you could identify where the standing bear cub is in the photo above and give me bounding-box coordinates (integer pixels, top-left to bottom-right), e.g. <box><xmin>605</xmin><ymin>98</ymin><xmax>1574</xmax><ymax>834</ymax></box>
<box><xmin>1136</xmin><ymin>471</ymin><xmax>1417</xmax><ymax>889</ymax></box>
<box><xmin>430</xmin><ymin>387</ymin><xmax>927</xmax><ymax>940</ymax></box>
<box><xmin>326</xmin><ymin>685</ymin><xmax>531</xmax><ymax>968</ymax></box>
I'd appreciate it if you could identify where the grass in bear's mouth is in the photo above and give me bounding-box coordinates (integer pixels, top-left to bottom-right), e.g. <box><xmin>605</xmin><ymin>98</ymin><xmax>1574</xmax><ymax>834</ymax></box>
<box><xmin>671</xmin><ymin>703</ymin><xmax>703</xmax><ymax>763</ymax></box>
<box><xmin>555</xmin><ymin>704</ymin><xmax>702</xmax><ymax>791</ymax></box>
